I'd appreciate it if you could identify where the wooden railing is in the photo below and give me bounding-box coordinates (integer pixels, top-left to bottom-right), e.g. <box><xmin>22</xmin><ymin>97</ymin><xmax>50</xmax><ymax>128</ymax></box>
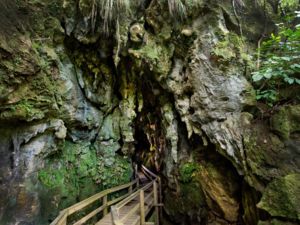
<box><xmin>50</xmin><ymin>179</ymin><xmax>139</xmax><ymax>225</ymax></box>
<box><xmin>50</xmin><ymin>165</ymin><xmax>162</xmax><ymax>225</ymax></box>
<box><xmin>111</xmin><ymin>179</ymin><xmax>159</xmax><ymax>225</ymax></box>
<box><xmin>142</xmin><ymin>165</ymin><xmax>163</xmax><ymax>222</ymax></box>
<box><xmin>111</xmin><ymin>166</ymin><xmax>162</xmax><ymax>225</ymax></box>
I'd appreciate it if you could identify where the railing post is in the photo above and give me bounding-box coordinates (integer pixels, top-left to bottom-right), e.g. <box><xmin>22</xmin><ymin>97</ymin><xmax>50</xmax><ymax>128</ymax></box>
<box><xmin>153</xmin><ymin>181</ymin><xmax>159</xmax><ymax>225</ymax></box>
<box><xmin>157</xmin><ymin>178</ymin><xmax>162</xmax><ymax>203</ymax></box>
<box><xmin>103</xmin><ymin>195</ymin><xmax>108</xmax><ymax>216</ymax></box>
<box><xmin>158</xmin><ymin>178</ymin><xmax>162</xmax><ymax>222</ymax></box>
<box><xmin>140</xmin><ymin>190</ymin><xmax>145</xmax><ymax>225</ymax></box>
<box><xmin>135</xmin><ymin>163</ymin><xmax>138</xmax><ymax>179</ymax></box>
<box><xmin>111</xmin><ymin>205</ymin><xmax>123</xmax><ymax>225</ymax></box>
<box><xmin>129</xmin><ymin>185</ymin><xmax>133</xmax><ymax>194</ymax></box>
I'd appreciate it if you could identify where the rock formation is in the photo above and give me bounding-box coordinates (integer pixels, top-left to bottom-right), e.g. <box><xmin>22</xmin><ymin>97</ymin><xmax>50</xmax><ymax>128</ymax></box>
<box><xmin>0</xmin><ymin>0</ymin><xmax>299</xmax><ymax>224</ymax></box>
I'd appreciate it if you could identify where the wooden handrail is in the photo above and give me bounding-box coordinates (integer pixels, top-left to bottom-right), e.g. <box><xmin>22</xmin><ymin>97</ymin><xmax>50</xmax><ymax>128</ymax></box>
<box><xmin>141</xmin><ymin>165</ymin><xmax>163</xmax><ymax>220</ymax></box>
<box><xmin>141</xmin><ymin>165</ymin><xmax>158</xmax><ymax>180</ymax></box>
<box><xmin>114</xmin><ymin>181</ymin><xmax>154</xmax><ymax>211</ymax></box>
<box><xmin>111</xmin><ymin>177</ymin><xmax>160</xmax><ymax>225</ymax></box>
<box><xmin>50</xmin><ymin>179</ymin><xmax>138</xmax><ymax>225</ymax></box>
<box><xmin>51</xmin><ymin>165</ymin><xmax>161</xmax><ymax>225</ymax></box>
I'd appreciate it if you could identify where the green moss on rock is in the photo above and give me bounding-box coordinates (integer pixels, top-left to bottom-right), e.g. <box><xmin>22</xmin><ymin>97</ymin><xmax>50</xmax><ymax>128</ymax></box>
<box><xmin>243</xmin><ymin>120</ymin><xmax>300</xmax><ymax>191</ymax></box>
<box><xmin>38</xmin><ymin>168</ymin><xmax>66</xmax><ymax>189</ymax></box>
<box><xmin>212</xmin><ymin>33</ymin><xmax>240</xmax><ymax>61</ymax></box>
<box><xmin>164</xmin><ymin>181</ymin><xmax>206</xmax><ymax>221</ymax></box>
<box><xmin>96</xmin><ymin>155</ymin><xmax>132</xmax><ymax>188</ymax></box>
<box><xmin>179</xmin><ymin>162</ymin><xmax>199</xmax><ymax>183</ymax></box>
<box><xmin>257</xmin><ymin>173</ymin><xmax>300</xmax><ymax>220</ymax></box>
<box><xmin>128</xmin><ymin>34</ymin><xmax>174</xmax><ymax>81</ymax></box>
<box><xmin>270</xmin><ymin>105</ymin><xmax>300</xmax><ymax>140</ymax></box>
<box><xmin>38</xmin><ymin>140</ymin><xmax>132</xmax><ymax>212</ymax></box>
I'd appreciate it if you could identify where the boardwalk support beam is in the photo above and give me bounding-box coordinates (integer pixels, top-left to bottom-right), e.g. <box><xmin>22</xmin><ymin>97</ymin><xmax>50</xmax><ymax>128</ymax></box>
<box><xmin>103</xmin><ymin>195</ymin><xmax>108</xmax><ymax>216</ymax></box>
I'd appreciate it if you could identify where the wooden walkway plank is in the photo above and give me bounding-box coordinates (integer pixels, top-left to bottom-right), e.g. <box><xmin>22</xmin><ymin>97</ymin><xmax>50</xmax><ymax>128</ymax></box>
<box><xmin>50</xmin><ymin>165</ymin><xmax>161</xmax><ymax>225</ymax></box>
<box><xmin>96</xmin><ymin>188</ymin><xmax>154</xmax><ymax>225</ymax></box>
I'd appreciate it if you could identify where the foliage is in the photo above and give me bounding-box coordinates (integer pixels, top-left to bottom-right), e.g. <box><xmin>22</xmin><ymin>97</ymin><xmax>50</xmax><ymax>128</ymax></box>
<box><xmin>179</xmin><ymin>163</ymin><xmax>199</xmax><ymax>183</ymax></box>
<box><xmin>38</xmin><ymin>168</ymin><xmax>66</xmax><ymax>188</ymax></box>
<box><xmin>252</xmin><ymin>11</ymin><xmax>300</xmax><ymax>105</ymax></box>
<box><xmin>280</xmin><ymin>0</ymin><xmax>299</xmax><ymax>10</ymax></box>
<box><xmin>95</xmin><ymin>156</ymin><xmax>132</xmax><ymax>188</ymax></box>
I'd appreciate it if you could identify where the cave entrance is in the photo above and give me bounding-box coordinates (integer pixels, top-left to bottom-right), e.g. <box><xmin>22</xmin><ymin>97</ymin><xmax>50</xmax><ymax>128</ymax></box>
<box><xmin>132</xmin><ymin>76</ymin><xmax>166</xmax><ymax>174</ymax></box>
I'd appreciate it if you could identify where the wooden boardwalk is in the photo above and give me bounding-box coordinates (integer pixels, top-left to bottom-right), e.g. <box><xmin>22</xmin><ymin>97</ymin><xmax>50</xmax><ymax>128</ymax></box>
<box><xmin>50</xmin><ymin>165</ymin><xmax>161</xmax><ymax>225</ymax></box>
<box><xmin>96</xmin><ymin>185</ymin><xmax>154</xmax><ymax>225</ymax></box>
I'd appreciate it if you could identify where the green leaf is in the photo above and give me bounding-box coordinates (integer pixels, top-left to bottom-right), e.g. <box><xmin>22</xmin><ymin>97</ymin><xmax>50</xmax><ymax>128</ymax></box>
<box><xmin>256</xmin><ymin>95</ymin><xmax>263</xmax><ymax>100</ymax></box>
<box><xmin>284</xmin><ymin>77</ymin><xmax>295</xmax><ymax>84</ymax></box>
<box><xmin>280</xmin><ymin>56</ymin><xmax>292</xmax><ymax>61</ymax></box>
<box><xmin>252</xmin><ymin>11</ymin><xmax>300</xmax><ymax>106</ymax></box>
<box><xmin>263</xmin><ymin>68</ymin><xmax>273</xmax><ymax>79</ymax></box>
<box><xmin>252</xmin><ymin>73</ymin><xmax>263</xmax><ymax>82</ymax></box>
<box><xmin>291</xmin><ymin>64</ymin><xmax>300</xmax><ymax>70</ymax></box>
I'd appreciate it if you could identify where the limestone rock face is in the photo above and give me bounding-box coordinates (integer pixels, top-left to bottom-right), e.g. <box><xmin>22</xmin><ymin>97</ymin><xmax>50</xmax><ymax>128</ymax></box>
<box><xmin>0</xmin><ymin>120</ymin><xmax>65</xmax><ymax>224</ymax></box>
<box><xmin>165</xmin><ymin>9</ymin><xmax>257</xmax><ymax>176</ymax></box>
<box><xmin>185</xmin><ymin>39</ymin><xmax>254</xmax><ymax>168</ymax></box>
<box><xmin>197</xmin><ymin>161</ymin><xmax>240</xmax><ymax>223</ymax></box>
<box><xmin>0</xmin><ymin>1</ymin><xmax>131</xmax><ymax>224</ymax></box>
<box><xmin>1</xmin><ymin>0</ymin><xmax>300</xmax><ymax>225</ymax></box>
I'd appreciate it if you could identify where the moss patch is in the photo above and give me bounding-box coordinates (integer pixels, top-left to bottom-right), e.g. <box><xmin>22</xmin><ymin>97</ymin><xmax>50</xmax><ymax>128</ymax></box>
<box><xmin>179</xmin><ymin>162</ymin><xmax>199</xmax><ymax>183</ymax></box>
<box><xmin>164</xmin><ymin>181</ymin><xmax>206</xmax><ymax>221</ymax></box>
<box><xmin>270</xmin><ymin>105</ymin><xmax>300</xmax><ymax>139</ymax></box>
<box><xmin>257</xmin><ymin>173</ymin><xmax>300</xmax><ymax>220</ymax></box>
<box><xmin>128</xmin><ymin>34</ymin><xmax>174</xmax><ymax>81</ymax></box>
<box><xmin>38</xmin><ymin>140</ymin><xmax>132</xmax><ymax>212</ymax></box>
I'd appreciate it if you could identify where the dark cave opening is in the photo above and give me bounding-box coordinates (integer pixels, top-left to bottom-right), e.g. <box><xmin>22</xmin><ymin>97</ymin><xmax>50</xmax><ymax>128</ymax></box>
<box><xmin>132</xmin><ymin>73</ymin><xmax>167</xmax><ymax>174</ymax></box>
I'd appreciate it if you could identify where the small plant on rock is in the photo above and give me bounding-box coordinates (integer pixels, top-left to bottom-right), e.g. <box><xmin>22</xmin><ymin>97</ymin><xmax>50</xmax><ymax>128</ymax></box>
<box><xmin>252</xmin><ymin>11</ymin><xmax>300</xmax><ymax>106</ymax></box>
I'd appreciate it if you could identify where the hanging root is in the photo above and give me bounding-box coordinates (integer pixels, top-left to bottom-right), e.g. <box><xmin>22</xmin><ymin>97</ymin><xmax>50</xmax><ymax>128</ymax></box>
<box><xmin>98</xmin><ymin>0</ymin><xmax>130</xmax><ymax>34</ymax></box>
<box><xmin>234</xmin><ymin>0</ymin><xmax>245</xmax><ymax>8</ymax></box>
<box><xmin>232</xmin><ymin>0</ymin><xmax>244</xmax><ymax>36</ymax></box>
<box><xmin>91</xmin><ymin>0</ymin><xmax>98</xmax><ymax>33</ymax></box>
<box><xmin>168</xmin><ymin>0</ymin><xmax>186</xmax><ymax>20</ymax></box>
